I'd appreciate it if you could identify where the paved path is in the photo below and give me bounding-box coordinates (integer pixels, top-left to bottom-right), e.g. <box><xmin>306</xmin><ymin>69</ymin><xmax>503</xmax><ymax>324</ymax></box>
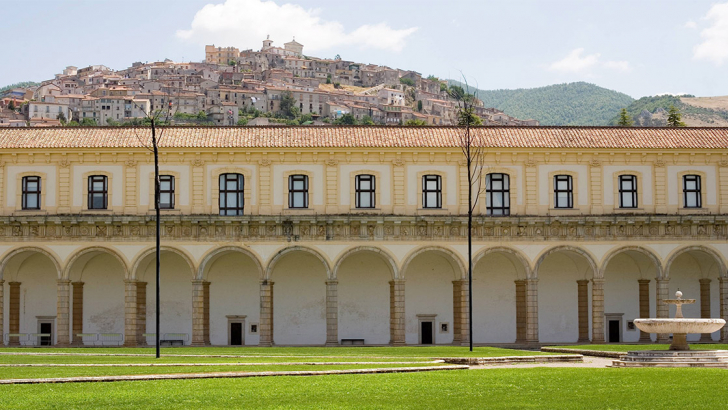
<box><xmin>470</xmin><ymin>356</ymin><xmax>613</xmax><ymax>369</ymax></box>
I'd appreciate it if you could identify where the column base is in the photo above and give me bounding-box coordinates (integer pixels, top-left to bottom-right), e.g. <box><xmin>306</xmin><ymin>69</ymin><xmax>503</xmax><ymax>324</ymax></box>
<box><xmin>55</xmin><ymin>343</ymin><xmax>70</xmax><ymax>348</ymax></box>
<box><xmin>459</xmin><ymin>341</ymin><xmax>471</xmax><ymax>347</ymax></box>
<box><xmin>258</xmin><ymin>341</ymin><xmax>273</xmax><ymax>347</ymax></box>
<box><xmin>325</xmin><ymin>341</ymin><xmax>339</xmax><ymax>347</ymax></box>
<box><xmin>390</xmin><ymin>341</ymin><xmax>406</xmax><ymax>346</ymax></box>
<box><xmin>577</xmin><ymin>337</ymin><xmax>590</xmax><ymax>343</ymax></box>
<box><xmin>123</xmin><ymin>340</ymin><xmax>139</xmax><ymax>347</ymax></box>
<box><xmin>190</xmin><ymin>341</ymin><xmax>208</xmax><ymax>347</ymax></box>
<box><xmin>591</xmin><ymin>338</ymin><xmax>605</xmax><ymax>344</ymax></box>
<box><xmin>670</xmin><ymin>333</ymin><xmax>689</xmax><ymax>350</ymax></box>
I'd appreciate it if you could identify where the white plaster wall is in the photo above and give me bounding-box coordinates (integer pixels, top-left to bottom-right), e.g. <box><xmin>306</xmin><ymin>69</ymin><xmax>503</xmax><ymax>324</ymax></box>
<box><xmin>272</xmin><ymin>252</ymin><xmax>327</xmax><ymax>345</ymax></box>
<box><xmin>207</xmin><ymin>253</ymin><xmax>260</xmax><ymax>346</ymax></box>
<box><xmin>537</xmin><ymin>165</ymin><xmax>588</xmax><ymax>206</ymax></box>
<box><xmin>340</xmin><ymin>165</ymin><xmax>391</xmax><ymax>206</ymax></box>
<box><xmin>337</xmin><ymin>253</ymin><xmax>391</xmax><ymax>345</ymax></box>
<box><xmin>141</xmin><ymin>253</ymin><xmax>193</xmax><ymax>344</ymax></box>
<box><xmin>404</xmin><ymin>252</ymin><xmax>455</xmax><ymax>344</ymax></box>
<box><xmin>472</xmin><ymin>254</ymin><xmax>522</xmax><ymax>343</ymax></box>
<box><xmin>206</xmin><ymin>165</ymin><xmax>257</xmax><ymax>206</ymax></box>
<box><xmin>538</xmin><ymin>253</ymin><xmax>592</xmax><ymax>343</ymax></box>
<box><xmin>16</xmin><ymin>256</ymin><xmax>57</xmax><ymax>340</ymax></box>
<box><xmin>666</xmin><ymin>166</ymin><xmax>717</xmax><ymax>206</ymax></box>
<box><xmin>668</xmin><ymin>253</ymin><xmax>721</xmax><ymax>341</ymax></box>
<box><xmin>140</xmin><ymin>165</ymin><xmax>191</xmax><ymax>207</ymax></box>
<box><xmin>603</xmin><ymin>253</ymin><xmax>657</xmax><ymax>343</ymax></box>
<box><xmin>272</xmin><ymin>165</ymin><xmax>324</xmax><ymax>206</ymax></box>
<box><xmin>72</xmin><ymin>165</ymin><xmax>123</xmax><ymax>207</ymax></box>
<box><xmin>406</xmin><ymin>165</ymin><xmax>457</xmax><ymax>206</ymax></box>
<box><xmin>6</xmin><ymin>166</ymin><xmax>57</xmax><ymax>208</ymax></box>
<box><xmin>603</xmin><ymin>165</ymin><xmax>653</xmax><ymax>206</ymax></box>
<box><xmin>73</xmin><ymin>254</ymin><xmax>126</xmax><ymax>338</ymax></box>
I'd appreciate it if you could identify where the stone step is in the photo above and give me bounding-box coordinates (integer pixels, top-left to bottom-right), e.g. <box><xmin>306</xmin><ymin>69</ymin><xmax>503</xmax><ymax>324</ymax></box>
<box><xmin>619</xmin><ymin>356</ymin><xmax>728</xmax><ymax>363</ymax></box>
<box><xmin>612</xmin><ymin>360</ymin><xmax>728</xmax><ymax>368</ymax></box>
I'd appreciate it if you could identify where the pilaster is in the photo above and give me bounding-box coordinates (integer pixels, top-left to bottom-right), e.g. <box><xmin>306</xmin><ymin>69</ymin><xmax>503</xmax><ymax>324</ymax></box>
<box><xmin>56</xmin><ymin>279</ymin><xmax>71</xmax><ymax>346</ymax></box>
<box><xmin>136</xmin><ymin>282</ymin><xmax>147</xmax><ymax>346</ymax></box>
<box><xmin>452</xmin><ymin>280</ymin><xmax>462</xmax><ymax>345</ymax></box>
<box><xmin>525</xmin><ymin>162</ymin><xmax>538</xmax><ymax>214</ymax></box>
<box><xmin>325</xmin><ymin>160</ymin><xmax>339</xmax><ymax>214</ymax></box>
<box><xmin>191</xmin><ymin>160</ymin><xmax>205</xmax><ymax>214</ymax></box>
<box><xmin>654</xmin><ymin>161</ymin><xmax>667</xmax><ymax>214</ymax></box>
<box><xmin>123</xmin><ymin>280</ymin><xmax>138</xmax><ymax>347</ymax></box>
<box><xmin>591</xmin><ymin>278</ymin><xmax>605</xmax><ymax>344</ymax></box>
<box><xmin>526</xmin><ymin>278</ymin><xmax>539</xmax><ymax>343</ymax></box>
<box><xmin>719</xmin><ymin>165</ymin><xmax>728</xmax><ymax>214</ymax></box>
<box><xmin>191</xmin><ymin>280</ymin><xmax>209</xmax><ymax>346</ymax></box>
<box><xmin>259</xmin><ymin>161</ymin><xmax>272</xmax><ymax>214</ymax></box>
<box><xmin>638</xmin><ymin>279</ymin><xmax>651</xmax><ymax>342</ymax></box>
<box><xmin>589</xmin><ymin>158</ymin><xmax>603</xmax><ymax>214</ymax></box>
<box><xmin>656</xmin><ymin>279</ymin><xmax>670</xmax><ymax>343</ymax></box>
<box><xmin>58</xmin><ymin>162</ymin><xmax>71</xmax><ymax>213</ymax></box>
<box><xmin>577</xmin><ymin>280</ymin><xmax>589</xmax><ymax>343</ymax></box>
<box><xmin>389</xmin><ymin>280</ymin><xmax>405</xmax><ymax>345</ymax></box>
<box><xmin>392</xmin><ymin>160</ymin><xmax>405</xmax><ymax>214</ymax></box>
<box><xmin>8</xmin><ymin>282</ymin><xmax>19</xmax><ymax>346</ymax></box>
<box><xmin>259</xmin><ymin>280</ymin><xmax>274</xmax><ymax>346</ymax></box>
<box><xmin>124</xmin><ymin>159</ymin><xmax>138</xmax><ymax>214</ymax></box>
<box><xmin>458</xmin><ymin>279</ymin><xmax>470</xmax><ymax>346</ymax></box>
<box><xmin>325</xmin><ymin>280</ymin><xmax>338</xmax><ymax>346</ymax></box>
<box><xmin>699</xmin><ymin>278</ymin><xmax>712</xmax><ymax>342</ymax></box>
<box><xmin>72</xmin><ymin>282</ymin><xmax>84</xmax><ymax>345</ymax></box>
<box><xmin>515</xmin><ymin>280</ymin><xmax>527</xmax><ymax>343</ymax></box>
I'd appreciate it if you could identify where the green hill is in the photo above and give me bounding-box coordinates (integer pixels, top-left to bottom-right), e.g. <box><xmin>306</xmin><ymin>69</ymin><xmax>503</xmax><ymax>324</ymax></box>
<box><xmin>607</xmin><ymin>94</ymin><xmax>728</xmax><ymax>127</ymax></box>
<box><xmin>447</xmin><ymin>81</ymin><xmax>634</xmax><ymax>126</ymax></box>
<box><xmin>0</xmin><ymin>81</ymin><xmax>39</xmax><ymax>94</ymax></box>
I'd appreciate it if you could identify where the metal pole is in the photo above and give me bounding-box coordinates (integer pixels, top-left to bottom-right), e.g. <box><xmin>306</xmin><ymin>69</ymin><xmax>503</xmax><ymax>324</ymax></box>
<box><xmin>152</xmin><ymin>122</ymin><xmax>161</xmax><ymax>359</ymax></box>
<box><xmin>467</xmin><ymin>129</ymin><xmax>473</xmax><ymax>352</ymax></box>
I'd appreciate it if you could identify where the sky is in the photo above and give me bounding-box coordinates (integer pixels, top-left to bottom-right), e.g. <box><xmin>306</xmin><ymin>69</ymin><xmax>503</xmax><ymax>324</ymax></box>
<box><xmin>2</xmin><ymin>0</ymin><xmax>727</xmax><ymax>98</ymax></box>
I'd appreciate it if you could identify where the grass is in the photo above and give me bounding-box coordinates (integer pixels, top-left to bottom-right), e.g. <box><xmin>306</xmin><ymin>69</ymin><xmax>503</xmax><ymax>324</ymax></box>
<box><xmin>548</xmin><ymin>344</ymin><xmax>728</xmax><ymax>352</ymax></box>
<box><xmin>0</xmin><ymin>367</ymin><xmax>725</xmax><ymax>409</ymax></box>
<box><xmin>0</xmin><ymin>355</ymin><xmax>433</xmax><ymax>365</ymax></box>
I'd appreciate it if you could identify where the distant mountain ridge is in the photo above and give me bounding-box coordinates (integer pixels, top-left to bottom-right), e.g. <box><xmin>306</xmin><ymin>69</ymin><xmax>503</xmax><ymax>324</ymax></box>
<box><xmin>447</xmin><ymin>81</ymin><xmax>635</xmax><ymax>126</ymax></box>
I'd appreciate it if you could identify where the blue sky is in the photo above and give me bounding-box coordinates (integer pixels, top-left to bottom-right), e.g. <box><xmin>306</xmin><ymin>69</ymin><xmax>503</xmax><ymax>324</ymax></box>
<box><xmin>3</xmin><ymin>0</ymin><xmax>727</xmax><ymax>98</ymax></box>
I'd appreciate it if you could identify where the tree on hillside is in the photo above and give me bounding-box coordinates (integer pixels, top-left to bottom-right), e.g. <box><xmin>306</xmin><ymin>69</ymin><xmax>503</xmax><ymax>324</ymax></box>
<box><xmin>279</xmin><ymin>91</ymin><xmax>300</xmax><ymax>119</ymax></box>
<box><xmin>617</xmin><ymin>108</ymin><xmax>633</xmax><ymax>127</ymax></box>
<box><xmin>400</xmin><ymin>77</ymin><xmax>415</xmax><ymax>87</ymax></box>
<box><xmin>403</xmin><ymin>119</ymin><xmax>427</xmax><ymax>126</ymax></box>
<box><xmin>360</xmin><ymin>115</ymin><xmax>375</xmax><ymax>125</ymax></box>
<box><xmin>56</xmin><ymin>111</ymin><xmax>67</xmax><ymax>125</ymax></box>
<box><xmin>417</xmin><ymin>100</ymin><xmax>423</xmax><ymax>112</ymax></box>
<box><xmin>334</xmin><ymin>113</ymin><xmax>356</xmax><ymax>125</ymax></box>
<box><xmin>448</xmin><ymin>85</ymin><xmax>465</xmax><ymax>101</ymax></box>
<box><xmin>667</xmin><ymin>105</ymin><xmax>686</xmax><ymax>127</ymax></box>
<box><xmin>8</xmin><ymin>100</ymin><xmax>15</xmax><ymax>110</ymax></box>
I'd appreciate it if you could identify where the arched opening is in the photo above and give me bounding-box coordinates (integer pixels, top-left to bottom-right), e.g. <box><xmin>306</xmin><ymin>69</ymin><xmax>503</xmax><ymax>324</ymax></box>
<box><xmin>66</xmin><ymin>248</ymin><xmax>128</xmax><ymax>345</ymax></box>
<box><xmin>402</xmin><ymin>248</ymin><xmax>463</xmax><ymax>345</ymax></box>
<box><xmin>472</xmin><ymin>248</ymin><xmax>529</xmax><ymax>344</ymax></box>
<box><xmin>268</xmin><ymin>248</ymin><xmax>329</xmax><ymax>345</ymax></box>
<box><xmin>666</xmin><ymin>247</ymin><xmax>724</xmax><ymax>342</ymax></box>
<box><xmin>601</xmin><ymin>248</ymin><xmax>660</xmax><ymax>343</ymax></box>
<box><xmin>134</xmin><ymin>248</ymin><xmax>195</xmax><ymax>345</ymax></box>
<box><xmin>536</xmin><ymin>247</ymin><xmax>597</xmax><ymax>343</ymax></box>
<box><xmin>1</xmin><ymin>248</ymin><xmax>60</xmax><ymax>345</ymax></box>
<box><xmin>334</xmin><ymin>248</ymin><xmax>396</xmax><ymax>345</ymax></box>
<box><xmin>200</xmin><ymin>248</ymin><xmax>262</xmax><ymax>346</ymax></box>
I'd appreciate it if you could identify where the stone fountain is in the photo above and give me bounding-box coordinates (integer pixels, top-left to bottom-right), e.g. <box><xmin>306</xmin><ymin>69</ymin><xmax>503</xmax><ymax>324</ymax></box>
<box><xmin>612</xmin><ymin>291</ymin><xmax>727</xmax><ymax>368</ymax></box>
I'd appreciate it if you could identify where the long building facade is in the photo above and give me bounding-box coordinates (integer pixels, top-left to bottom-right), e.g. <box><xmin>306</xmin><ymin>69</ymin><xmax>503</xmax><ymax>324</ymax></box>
<box><xmin>0</xmin><ymin>126</ymin><xmax>727</xmax><ymax>347</ymax></box>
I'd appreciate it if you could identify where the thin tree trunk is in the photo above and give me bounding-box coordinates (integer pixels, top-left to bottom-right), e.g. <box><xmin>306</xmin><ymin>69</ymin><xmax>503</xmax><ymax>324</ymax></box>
<box><xmin>152</xmin><ymin>121</ymin><xmax>161</xmax><ymax>359</ymax></box>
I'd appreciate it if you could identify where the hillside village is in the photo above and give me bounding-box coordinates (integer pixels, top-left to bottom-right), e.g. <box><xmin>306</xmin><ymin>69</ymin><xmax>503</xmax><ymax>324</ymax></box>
<box><xmin>0</xmin><ymin>37</ymin><xmax>538</xmax><ymax>127</ymax></box>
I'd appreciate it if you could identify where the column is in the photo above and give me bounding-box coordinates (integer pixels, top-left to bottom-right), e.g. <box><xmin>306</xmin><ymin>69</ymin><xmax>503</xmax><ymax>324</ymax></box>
<box><xmin>8</xmin><ymin>282</ymin><xmax>20</xmax><ymax>346</ymax></box>
<box><xmin>699</xmin><ymin>278</ymin><xmax>712</xmax><ymax>342</ymax></box>
<box><xmin>56</xmin><ymin>279</ymin><xmax>71</xmax><ymax>346</ymax></box>
<box><xmin>203</xmin><ymin>282</ymin><xmax>210</xmax><ymax>345</ymax></box>
<box><xmin>452</xmin><ymin>280</ymin><xmax>462</xmax><ymax>345</ymax></box>
<box><xmin>123</xmin><ymin>281</ymin><xmax>137</xmax><ymax>347</ymax></box>
<box><xmin>259</xmin><ymin>280</ymin><xmax>274</xmax><ymax>347</ymax></box>
<box><xmin>656</xmin><ymin>279</ymin><xmax>669</xmax><ymax>343</ymax></box>
<box><xmin>719</xmin><ymin>277</ymin><xmax>727</xmax><ymax>342</ymax></box>
<box><xmin>591</xmin><ymin>278</ymin><xmax>605</xmax><ymax>344</ymax></box>
<box><xmin>515</xmin><ymin>280</ymin><xmax>527</xmax><ymax>343</ymax></box>
<box><xmin>577</xmin><ymin>280</ymin><xmax>589</xmax><ymax>343</ymax></box>
<box><xmin>638</xmin><ymin>279</ymin><xmax>651</xmax><ymax>342</ymax></box>
<box><xmin>526</xmin><ymin>278</ymin><xmax>539</xmax><ymax>343</ymax></box>
<box><xmin>458</xmin><ymin>279</ymin><xmax>469</xmax><ymax>346</ymax></box>
<box><xmin>72</xmin><ymin>282</ymin><xmax>84</xmax><ymax>345</ymax></box>
<box><xmin>0</xmin><ymin>281</ymin><xmax>4</xmax><ymax>346</ymax></box>
<box><xmin>191</xmin><ymin>280</ymin><xmax>209</xmax><ymax>346</ymax></box>
<box><xmin>325</xmin><ymin>280</ymin><xmax>338</xmax><ymax>346</ymax></box>
<box><xmin>389</xmin><ymin>280</ymin><xmax>405</xmax><ymax>345</ymax></box>
<box><xmin>136</xmin><ymin>282</ymin><xmax>147</xmax><ymax>346</ymax></box>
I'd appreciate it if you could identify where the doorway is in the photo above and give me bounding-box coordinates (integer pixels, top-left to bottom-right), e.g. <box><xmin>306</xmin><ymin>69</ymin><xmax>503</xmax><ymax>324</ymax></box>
<box><xmin>605</xmin><ymin>313</ymin><xmax>623</xmax><ymax>343</ymax></box>
<box><xmin>226</xmin><ymin>315</ymin><xmax>246</xmax><ymax>346</ymax></box>
<box><xmin>421</xmin><ymin>321</ymin><xmax>433</xmax><ymax>344</ymax></box>
<box><xmin>39</xmin><ymin>322</ymin><xmax>53</xmax><ymax>346</ymax></box>
<box><xmin>608</xmin><ymin>320</ymin><xmax>620</xmax><ymax>343</ymax></box>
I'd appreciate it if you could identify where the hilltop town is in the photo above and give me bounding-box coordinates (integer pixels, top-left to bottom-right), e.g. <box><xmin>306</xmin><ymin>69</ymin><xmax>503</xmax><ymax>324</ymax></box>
<box><xmin>0</xmin><ymin>36</ymin><xmax>538</xmax><ymax>127</ymax></box>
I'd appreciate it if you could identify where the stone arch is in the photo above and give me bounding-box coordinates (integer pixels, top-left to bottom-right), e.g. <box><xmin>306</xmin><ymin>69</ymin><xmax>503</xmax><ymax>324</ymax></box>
<box><xmin>664</xmin><ymin>245</ymin><xmax>727</xmax><ymax>279</ymax></box>
<box><xmin>473</xmin><ymin>246</ymin><xmax>532</xmax><ymax>279</ymax></box>
<box><xmin>130</xmin><ymin>246</ymin><xmax>196</xmax><ymax>281</ymax></box>
<box><xmin>62</xmin><ymin>246</ymin><xmax>130</xmax><ymax>281</ymax></box>
<box><xmin>197</xmin><ymin>246</ymin><xmax>264</xmax><ymax>281</ymax></box>
<box><xmin>265</xmin><ymin>245</ymin><xmax>332</xmax><ymax>280</ymax></box>
<box><xmin>0</xmin><ymin>246</ymin><xmax>62</xmax><ymax>281</ymax></box>
<box><xmin>599</xmin><ymin>245</ymin><xmax>663</xmax><ymax>280</ymax></box>
<box><xmin>332</xmin><ymin>246</ymin><xmax>399</xmax><ymax>280</ymax></box>
<box><xmin>400</xmin><ymin>245</ymin><xmax>466</xmax><ymax>280</ymax></box>
<box><xmin>534</xmin><ymin>245</ymin><xmax>599</xmax><ymax>279</ymax></box>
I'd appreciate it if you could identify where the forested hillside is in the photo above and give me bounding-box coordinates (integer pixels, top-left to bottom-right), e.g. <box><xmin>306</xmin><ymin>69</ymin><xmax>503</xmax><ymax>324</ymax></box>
<box><xmin>0</xmin><ymin>81</ymin><xmax>39</xmax><ymax>94</ymax></box>
<box><xmin>607</xmin><ymin>95</ymin><xmax>728</xmax><ymax>127</ymax></box>
<box><xmin>447</xmin><ymin>81</ymin><xmax>634</xmax><ymax>125</ymax></box>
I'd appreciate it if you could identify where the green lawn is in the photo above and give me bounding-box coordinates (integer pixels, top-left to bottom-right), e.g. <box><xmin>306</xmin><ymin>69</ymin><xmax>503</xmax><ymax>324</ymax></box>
<box><xmin>0</xmin><ymin>367</ymin><xmax>725</xmax><ymax>409</ymax></box>
<box><xmin>548</xmin><ymin>344</ymin><xmax>728</xmax><ymax>352</ymax></box>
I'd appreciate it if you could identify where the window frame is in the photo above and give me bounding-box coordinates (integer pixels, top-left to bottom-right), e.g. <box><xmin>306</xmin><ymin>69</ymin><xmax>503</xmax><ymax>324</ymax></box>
<box><xmin>422</xmin><ymin>174</ymin><xmax>442</xmax><ymax>209</ymax></box>
<box><xmin>158</xmin><ymin>175</ymin><xmax>175</xmax><ymax>210</ymax></box>
<box><xmin>355</xmin><ymin>174</ymin><xmax>376</xmax><ymax>209</ymax></box>
<box><xmin>553</xmin><ymin>174</ymin><xmax>573</xmax><ymax>209</ymax></box>
<box><xmin>618</xmin><ymin>174</ymin><xmax>638</xmax><ymax>209</ymax></box>
<box><xmin>486</xmin><ymin>173</ymin><xmax>510</xmax><ymax>216</ymax></box>
<box><xmin>288</xmin><ymin>174</ymin><xmax>309</xmax><ymax>209</ymax></box>
<box><xmin>218</xmin><ymin>173</ymin><xmax>244</xmax><ymax>216</ymax></box>
<box><xmin>87</xmin><ymin>175</ymin><xmax>108</xmax><ymax>210</ymax></box>
<box><xmin>21</xmin><ymin>175</ymin><xmax>41</xmax><ymax>210</ymax></box>
<box><xmin>682</xmin><ymin>174</ymin><xmax>702</xmax><ymax>209</ymax></box>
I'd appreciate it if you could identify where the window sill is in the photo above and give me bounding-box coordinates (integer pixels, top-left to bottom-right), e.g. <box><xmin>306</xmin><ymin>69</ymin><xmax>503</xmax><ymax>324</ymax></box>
<box><xmin>12</xmin><ymin>210</ymin><xmax>48</xmax><ymax>216</ymax></box>
<box><xmin>678</xmin><ymin>208</ymin><xmax>710</xmax><ymax>214</ymax></box>
<box><xmin>80</xmin><ymin>209</ymin><xmax>114</xmax><ymax>215</ymax></box>
<box><xmin>147</xmin><ymin>209</ymin><xmax>182</xmax><ymax>215</ymax></box>
<box><xmin>350</xmin><ymin>208</ymin><xmax>381</xmax><ymax>212</ymax></box>
<box><xmin>548</xmin><ymin>208</ymin><xmax>583</xmax><ymax>212</ymax></box>
<box><xmin>612</xmin><ymin>208</ymin><xmax>645</xmax><ymax>212</ymax></box>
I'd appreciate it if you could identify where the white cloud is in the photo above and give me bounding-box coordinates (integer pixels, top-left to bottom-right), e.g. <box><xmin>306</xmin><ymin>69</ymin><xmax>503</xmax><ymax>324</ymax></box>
<box><xmin>603</xmin><ymin>60</ymin><xmax>631</xmax><ymax>72</ymax></box>
<box><xmin>693</xmin><ymin>2</ymin><xmax>728</xmax><ymax>65</ymax></box>
<box><xmin>684</xmin><ymin>20</ymin><xmax>698</xmax><ymax>29</ymax></box>
<box><xmin>549</xmin><ymin>48</ymin><xmax>600</xmax><ymax>73</ymax></box>
<box><xmin>176</xmin><ymin>0</ymin><xmax>418</xmax><ymax>53</ymax></box>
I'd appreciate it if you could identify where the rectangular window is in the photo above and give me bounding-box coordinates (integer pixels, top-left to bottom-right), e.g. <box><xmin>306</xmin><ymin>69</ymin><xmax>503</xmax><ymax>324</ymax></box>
<box><xmin>88</xmin><ymin>175</ymin><xmax>108</xmax><ymax>210</ymax></box>
<box><xmin>422</xmin><ymin>175</ymin><xmax>442</xmax><ymax>209</ymax></box>
<box><xmin>554</xmin><ymin>175</ymin><xmax>573</xmax><ymax>208</ymax></box>
<box><xmin>619</xmin><ymin>175</ymin><xmax>638</xmax><ymax>209</ymax></box>
<box><xmin>355</xmin><ymin>174</ymin><xmax>375</xmax><ymax>208</ymax></box>
<box><xmin>683</xmin><ymin>175</ymin><xmax>702</xmax><ymax>208</ymax></box>
<box><xmin>21</xmin><ymin>176</ymin><xmax>41</xmax><ymax>210</ymax></box>
<box><xmin>289</xmin><ymin>175</ymin><xmax>309</xmax><ymax>208</ymax></box>
<box><xmin>158</xmin><ymin>175</ymin><xmax>175</xmax><ymax>209</ymax></box>
<box><xmin>219</xmin><ymin>173</ymin><xmax>244</xmax><ymax>215</ymax></box>
<box><xmin>486</xmin><ymin>173</ymin><xmax>510</xmax><ymax>216</ymax></box>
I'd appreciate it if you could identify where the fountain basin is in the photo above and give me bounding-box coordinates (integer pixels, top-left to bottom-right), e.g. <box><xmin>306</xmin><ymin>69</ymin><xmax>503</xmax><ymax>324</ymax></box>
<box><xmin>633</xmin><ymin>318</ymin><xmax>725</xmax><ymax>335</ymax></box>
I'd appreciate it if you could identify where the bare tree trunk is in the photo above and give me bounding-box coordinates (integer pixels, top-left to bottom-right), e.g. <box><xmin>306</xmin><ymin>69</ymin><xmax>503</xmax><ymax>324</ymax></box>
<box><xmin>152</xmin><ymin>121</ymin><xmax>161</xmax><ymax>359</ymax></box>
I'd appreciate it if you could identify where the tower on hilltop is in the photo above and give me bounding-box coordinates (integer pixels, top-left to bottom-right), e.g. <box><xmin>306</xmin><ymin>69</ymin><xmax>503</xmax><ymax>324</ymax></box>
<box><xmin>262</xmin><ymin>35</ymin><xmax>273</xmax><ymax>50</ymax></box>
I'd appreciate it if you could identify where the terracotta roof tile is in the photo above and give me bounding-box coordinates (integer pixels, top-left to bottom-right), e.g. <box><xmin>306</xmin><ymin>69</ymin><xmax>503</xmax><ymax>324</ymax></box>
<box><xmin>0</xmin><ymin>126</ymin><xmax>725</xmax><ymax>150</ymax></box>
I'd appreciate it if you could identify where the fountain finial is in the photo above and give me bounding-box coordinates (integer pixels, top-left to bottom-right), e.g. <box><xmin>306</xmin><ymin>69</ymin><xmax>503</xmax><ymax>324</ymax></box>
<box><xmin>675</xmin><ymin>290</ymin><xmax>683</xmax><ymax>299</ymax></box>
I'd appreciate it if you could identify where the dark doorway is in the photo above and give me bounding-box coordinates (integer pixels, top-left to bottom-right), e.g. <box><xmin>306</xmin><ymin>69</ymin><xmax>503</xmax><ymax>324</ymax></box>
<box><xmin>230</xmin><ymin>322</ymin><xmax>243</xmax><ymax>346</ymax></box>
<box><xmin>608</xmin><ymin>320</ymin><xmax>620</xmax><ymax>343</ymax></box>
<box><xmin>421</xmin><ymin>321</ymin><xmax>433</xmax><ymax>345</ymax></box>
<box><xmin>40</xmin><ymin>322</ymin><xmax>52</xmax><ymax>346</ymax></box>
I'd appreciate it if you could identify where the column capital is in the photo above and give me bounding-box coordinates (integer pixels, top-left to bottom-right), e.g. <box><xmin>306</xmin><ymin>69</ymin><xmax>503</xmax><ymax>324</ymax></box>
<box><xmin>526</xmin><ymin>277</ymin><xmax>538</xmax><ymax>283</ymax></box>
<box><xmin>260</xmin><ymin>280</ymin><xmax>275</xmax><ymax>286</ymax></box>
<box><xmin>699</xmin><ymin>278</ymin><xmax>712</xmax><ymax>284</ymax></box>
<box><xmin>656</xmin><ymin>278</ymin><xmax>670</xmax><ymax>283</ymax></box>
<box><xmin>591</xmin><ymin>278</ymin><xmax>605</xmax><ymax>284</ymax></box>
<box><xmin>72</xmin><ymin>281</ymin><xmax>85</xmax><ymax>285</ymax></box>
<box><xmin>57</xmin><ymin>279</ymin><xmax>71</xmax><ymax>285</ymax></box>
<box><xmin>325</xmin><ymin>279</ymin><xmax>338</xmax><ymax>285</ymax></box>
<box><xmin>191</xmin><ymin>279</ymin><xmax>209</xmax><ymax>285</ymax></box>
<box><xmin>576</xmin><ymin>279</ymin><xmax>589</xmax><ymax>285</ymax></box>
<box><xmin>123</xmin><ymin>280</ymin><xmax>138</xmax><ymax>285</ymax></box>
<box><xmin>638</xmin><ymin>279</ymin><xmax>651</xmax><ymax>284</ymax></box>
<box><xmin>8</xmin><ymin>281</ymin><xmax>20</xmax><ymax>285</ymax></box>
<box><xmin>389</xmin><ymin>279</ymin><xmax>405</xmax><ymax>285</ymax></box>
